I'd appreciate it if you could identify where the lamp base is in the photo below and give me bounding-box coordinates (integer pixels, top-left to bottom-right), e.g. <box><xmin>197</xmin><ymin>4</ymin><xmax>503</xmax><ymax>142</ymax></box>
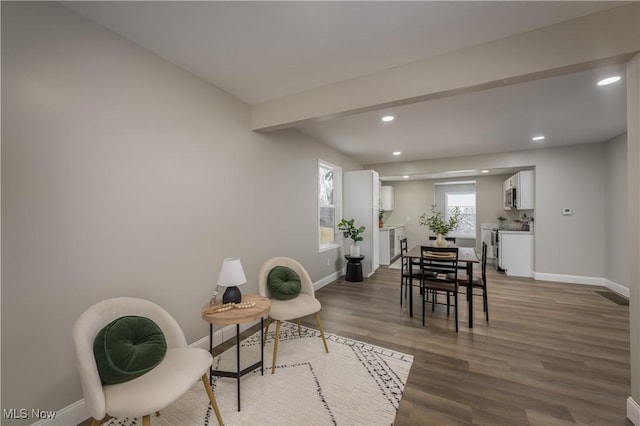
<box><xmin>222</xmin><ymin>286</ymin><xmax>242</xmax><ymax>304</ymax></box>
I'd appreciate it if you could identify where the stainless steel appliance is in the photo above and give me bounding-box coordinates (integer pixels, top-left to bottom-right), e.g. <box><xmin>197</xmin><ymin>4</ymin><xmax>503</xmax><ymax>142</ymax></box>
<box><xmin>504</xmin><ymin>187</ymin><xmax>516</xmax><ymax>210</ymax></box>
<box><xmin>491</xmin><ymin>230</ymin><xmax>502</xmax><ymax>270</ymax></box>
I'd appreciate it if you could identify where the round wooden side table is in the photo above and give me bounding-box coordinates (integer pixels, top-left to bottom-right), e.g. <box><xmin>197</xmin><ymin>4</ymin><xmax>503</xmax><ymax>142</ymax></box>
<box><xmin>201</xmin><ymin>294</ymin><xmax>271</xmax><ymax>411</ymax></box>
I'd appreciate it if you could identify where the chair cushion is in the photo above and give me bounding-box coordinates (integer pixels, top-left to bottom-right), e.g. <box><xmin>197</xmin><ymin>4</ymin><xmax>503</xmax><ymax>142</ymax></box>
<box><xmin>94</xmin><ymin>316</ymin><xmax>167</xmax><ymax>385</ymax></box>
<box><xmin>103</xmin><ymin>347</ymin><xmax>212</xmax><ymax>418</ymax></box>
<box><xmin>267</xmin><ymin>266</ymin><xmax>302</xmax><ymax>300</ymax></box>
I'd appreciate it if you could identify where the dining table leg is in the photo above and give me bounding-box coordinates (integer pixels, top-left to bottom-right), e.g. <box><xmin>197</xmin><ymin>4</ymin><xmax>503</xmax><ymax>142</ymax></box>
<box><xmin>466</xmin><ymin>261</ymin><xmax>473</xmax><ymax>328</ymax></box>
<box><xmin>409</xmin><ymin>265</ymin><xmax>414</xmax><ymax>317</ymax></box>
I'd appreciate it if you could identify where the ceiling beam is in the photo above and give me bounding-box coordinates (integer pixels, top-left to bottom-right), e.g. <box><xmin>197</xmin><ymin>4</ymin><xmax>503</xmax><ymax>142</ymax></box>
<box><xmin>250</xmin><ymin>4</ymin><xmax>640</xmax><ymax>132</ymax></box>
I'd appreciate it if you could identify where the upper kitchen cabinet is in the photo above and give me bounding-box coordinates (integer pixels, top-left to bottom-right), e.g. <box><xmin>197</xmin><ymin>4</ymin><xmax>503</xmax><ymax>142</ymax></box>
<box><xmin>504</xmin><ymin>170</ymin><xmax>534</xmax><ymax>210</ymax></box>
<box><xmin>380</xmin><ymin>185</ymin><xmax>394</xmax><ymax>211</ymax></box>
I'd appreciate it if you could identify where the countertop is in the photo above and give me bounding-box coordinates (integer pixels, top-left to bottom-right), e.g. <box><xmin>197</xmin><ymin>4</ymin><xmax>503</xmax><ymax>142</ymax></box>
<box><xmin>498</xmin><ymin>229</ymin><xmax>534</xmax><ymax>235</ymax></box>
<box><xmin>380</xmin><ymin>224</ymin><xmax>403</xmax><ymax>230</ymax></box>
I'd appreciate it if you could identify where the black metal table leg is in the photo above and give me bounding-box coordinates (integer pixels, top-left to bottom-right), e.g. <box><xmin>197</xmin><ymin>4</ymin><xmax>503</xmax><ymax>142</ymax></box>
<box><xmin>467</xmin><ymin>262</ymin><xmax>474</xmax><ymax>328</ymax></box>
<box><xmin>209</xmin><ymin>324</ymin><xmax>213</xmax><ymax>385</ymax></box>
<box><xmin>236</xmin><ymin>324</ymin><xmax>241</xmax><ymax>411</ymax></box>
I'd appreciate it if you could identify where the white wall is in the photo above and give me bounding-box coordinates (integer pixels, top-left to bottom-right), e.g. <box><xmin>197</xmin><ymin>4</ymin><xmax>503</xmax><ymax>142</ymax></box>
<box><xmin>1</xmin><ymin>2</ymin><xmax>361</xmax><ymax>422</ymax></box>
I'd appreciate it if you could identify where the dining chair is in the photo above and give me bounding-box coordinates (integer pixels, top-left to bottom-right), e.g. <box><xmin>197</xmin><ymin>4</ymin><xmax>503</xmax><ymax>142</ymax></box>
<box><xmin>457</xmin><ymin>241</ymin><xmax>489</xmax><ymax>321</ymax></box>
<box><xmin>400</xmin><ymin>238</ymin><xmax>429</xmax><ymax>307</ymax></box>
<box><xmin>419</xmin><ymin>246</ymin><xmax>460</xmax><ymax>332</ymax></box>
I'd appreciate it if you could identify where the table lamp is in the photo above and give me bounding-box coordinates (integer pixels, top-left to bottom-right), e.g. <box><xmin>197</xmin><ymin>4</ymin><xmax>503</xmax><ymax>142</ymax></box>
<box><xmin>218</xmin><ymin>257</ymin><xmax>247</xmax><ymax>304</ymax></box>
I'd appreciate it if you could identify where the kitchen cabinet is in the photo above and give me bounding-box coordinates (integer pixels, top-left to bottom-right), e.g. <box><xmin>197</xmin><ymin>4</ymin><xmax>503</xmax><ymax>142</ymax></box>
<box><xmin>498</xmin><ymin>231</ymin><xmax>534</xmax><ymax>277</ymax></box>
<box><xmin>380</xmin><ymin>186</ymin><xmax>394</xmax><ymax>211</ymax></box>
<box><xmin>503</xmin><ymin>170</ymin><xmax>534</xmax><ymax>210</ymax></box>
<box><xmin>379</xmin><ymin>225</ymin><xmax>404</xmax><ymax>265</ymax></box>
<box><xmin>480</xmin><ymin>224</ymin><xmax>496</xmax><ymax>262</ymax></box>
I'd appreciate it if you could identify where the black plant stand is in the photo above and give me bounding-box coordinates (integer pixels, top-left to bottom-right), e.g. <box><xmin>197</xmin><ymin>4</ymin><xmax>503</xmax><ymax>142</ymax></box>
<box><xmin>344</xmin><ymin>255</ymin><xmax>365</xmax><ymax>282</ymax></box>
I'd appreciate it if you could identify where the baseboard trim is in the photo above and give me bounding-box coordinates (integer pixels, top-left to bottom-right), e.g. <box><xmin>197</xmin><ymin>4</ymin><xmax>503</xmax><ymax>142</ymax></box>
<box><xmin>605</xmin><ymin>279</ymin><xmax>630</xmax><ymax>298</ymax></box>
<box><xmin>534</xmin><ymin>272</ymin><xmax>629</xmax><ymax>297</ymax></box>
<box><xmin>30</xmin><ymin>399</ymin><xmax>88</xmax><ymax>426</ymax></box>
<box><xmin>314</xmin><ymin>269</ymin><xmax>342</xmax><ymax>291</ymax></box>
<box><xmin>534</xmin><ymin>272</ymin><xmax>605</xmax><ymax>286</ymax></box>
<box><xmin>628</xmin><ymin>396</ymin><xmax>640</xmax><ymax>425</ymax></box>
<box><xmin>40</xmin><ymin>270</ymin><xmax>342</xmax><ymax>426</ymax></box>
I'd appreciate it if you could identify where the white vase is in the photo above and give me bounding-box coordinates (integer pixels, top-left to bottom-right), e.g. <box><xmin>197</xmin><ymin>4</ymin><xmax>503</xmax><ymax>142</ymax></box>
<box><xmin>350</xmin><ymin>244</ymin><xmax>361</xmax><ymax>257</ymax></box>
<box><xmin>434</xmin><ymin>234</ymin><xmax>448</xmax><ymax>247</ymax></box>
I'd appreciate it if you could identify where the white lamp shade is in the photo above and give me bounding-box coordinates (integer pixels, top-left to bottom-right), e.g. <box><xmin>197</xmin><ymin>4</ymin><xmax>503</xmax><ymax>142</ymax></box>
<box><xmin>217</xmin><ymin>257</ymin><xmax>247</xmax><ymax>286</ymax></box>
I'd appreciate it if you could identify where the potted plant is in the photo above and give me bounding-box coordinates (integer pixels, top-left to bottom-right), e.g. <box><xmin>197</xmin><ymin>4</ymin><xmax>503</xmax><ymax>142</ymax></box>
<box><xmin>497</xmin><ymin>216</ymin><xmax>507</xmax><ymax>229</ymax></box>
<box><xmin>378</xmin><ymin>209</ymin><xmax>385</xmax><ymax>229</ymax></box>
<box><xmin>418</xmin><ymin>204</ymin><xmax>461</xmax><ymax>247</ymax></box>
<box><xmin>337</xmin><ymin>218</ymin><xmax>366</xmax><ymax>256</ymax></box>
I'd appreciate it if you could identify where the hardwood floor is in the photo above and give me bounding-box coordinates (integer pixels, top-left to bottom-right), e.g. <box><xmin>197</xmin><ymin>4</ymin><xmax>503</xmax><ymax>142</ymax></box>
<box><xmin>299</xmin><ymin>265</ymin><xmax>631</xmax><ymax>426</ymax></box>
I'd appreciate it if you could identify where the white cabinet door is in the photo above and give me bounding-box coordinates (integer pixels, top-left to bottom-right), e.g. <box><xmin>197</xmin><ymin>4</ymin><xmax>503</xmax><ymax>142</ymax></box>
<box><xmin>394</xmin><ymin>226</ymin><xmax>404</xmax><ymax>257</ymax></box>
<box><xmin>500</xmin><ymin>233</ymin><xmax>534</xmax><ymax>277</ymax></box>
<box><xmin>516</xmin><ymin>170</ymin><xmax>534</xmax><ymax>209</ymax></box>
<box><xmin>379</xmin><ymin>229</ymin><xmax>391</xmax><ymax>265</ymax></box>
<box><xmin>380</xmin><ymin>186</ymin><xmax>394</xmax><ymax>211</ymax></box>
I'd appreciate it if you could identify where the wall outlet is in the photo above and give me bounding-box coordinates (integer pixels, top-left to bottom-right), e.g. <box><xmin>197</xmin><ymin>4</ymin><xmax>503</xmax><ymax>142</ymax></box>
<box><xmin>562</xmin><ymin>208</ymin><xmax>573</xmax><ymax>216</ymax></box>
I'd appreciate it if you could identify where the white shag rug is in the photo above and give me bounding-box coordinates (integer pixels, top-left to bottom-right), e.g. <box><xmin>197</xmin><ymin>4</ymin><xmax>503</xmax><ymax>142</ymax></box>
<box><xmin>106</xmin><ymin>322</ymin><xmax>413</xmax><ymax>426</ymax></box>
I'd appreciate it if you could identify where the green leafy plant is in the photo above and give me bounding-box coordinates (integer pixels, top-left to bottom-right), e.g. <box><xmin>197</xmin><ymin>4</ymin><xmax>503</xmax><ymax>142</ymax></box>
<box><xmin>418</xmin><ymin>204</ymin><xmax>461</xmax><ymax>236</ymax></box>
<box><xmin>497</xmin><ymin>216</ymin><xmax>508</xmax><ymax>228</ymax></box>
<box><xmin>337</xmin><ymin>218</ymin><xmax>366</xmax><ymax>245</ymax></box>
<box><xmin>378</xmin><ymin>209</ymin><xmax>385</xmax><ymax>220</ymax></box>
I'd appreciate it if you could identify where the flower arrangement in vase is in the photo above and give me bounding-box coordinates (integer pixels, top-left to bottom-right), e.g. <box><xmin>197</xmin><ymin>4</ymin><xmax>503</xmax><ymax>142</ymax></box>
<box><xmin>418</xmin><ymin>204</ymin><xmax>461</xmax><ymax>247</ymax></box>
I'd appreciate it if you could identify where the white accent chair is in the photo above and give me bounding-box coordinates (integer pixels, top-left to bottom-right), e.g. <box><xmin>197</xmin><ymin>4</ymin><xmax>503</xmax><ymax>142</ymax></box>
<box><xmin>72</xmin><ymin>297</ymin><xmax>224</xmax><ymax>426</ymax></box>
<box><xmin>258</xmin><ymin>257</ymin><xmax>329</xmax><ymax>374</ymax></box>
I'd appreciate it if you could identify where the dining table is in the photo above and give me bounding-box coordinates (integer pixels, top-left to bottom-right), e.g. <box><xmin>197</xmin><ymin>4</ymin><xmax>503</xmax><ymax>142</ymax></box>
<box><xmin>405</xmin><ymin>244</ymin><xmax>480</xmax><ymax>328</ymax></box>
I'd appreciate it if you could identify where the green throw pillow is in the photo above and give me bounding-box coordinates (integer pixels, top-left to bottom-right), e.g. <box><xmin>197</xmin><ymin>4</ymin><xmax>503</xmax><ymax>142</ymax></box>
<box><xmin>93</xmin><ymin>316</ymin><xmax>167</xmax><ymax>385</ymax></box>
<box><xmin>267</xmin><ymin>266</ymin><xmax>302</xmax><ymax>300</ymax></box>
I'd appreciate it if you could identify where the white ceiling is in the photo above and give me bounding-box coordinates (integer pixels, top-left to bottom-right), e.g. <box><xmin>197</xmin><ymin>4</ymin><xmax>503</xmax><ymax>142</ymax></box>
<box><xmin>63</xmin><ymin>1</ymin><xmax>630</xmax><ymax>174</ymax></box>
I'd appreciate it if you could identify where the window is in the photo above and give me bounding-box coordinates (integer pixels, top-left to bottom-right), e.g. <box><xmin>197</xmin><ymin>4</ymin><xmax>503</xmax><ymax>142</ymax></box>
<box><xmin>446</xmin><ymin>191</ymin><xmax>476</xmax><ymax>238</ymax></box>
<box><xmin>318</xmin><ymin>159</ymin><xmax>342</xmax><ymax>252</ymax></box>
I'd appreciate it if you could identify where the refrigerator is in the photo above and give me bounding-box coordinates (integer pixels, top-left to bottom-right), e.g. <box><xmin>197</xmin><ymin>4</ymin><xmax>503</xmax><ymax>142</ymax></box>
<box><xmin>343</xmin><ymin>170</ymin><xmax>380</xmax><ymax>277</ymax></box>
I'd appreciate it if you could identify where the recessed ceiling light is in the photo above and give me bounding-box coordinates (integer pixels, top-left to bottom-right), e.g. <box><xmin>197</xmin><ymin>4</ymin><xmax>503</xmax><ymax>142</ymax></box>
<box><xmin>402</xmin><ymin>175</ymin><xmax>409</xmax><ymax>179</ymax></box>
<box><xmin>597</xmin><ymin>76</ymin><xmax>621</xmax><ymax>86</ymax></box>
<box><xmin>532</xmin><ymin>135</ymin><xmax>545</xmax><ymax>141</ymax></box>
<box><xmin>392</xmin><ymin>151</ymin><xmax>401</xmax><ymax>156</ymax></box>
<box><xmin>481</xmin><ymin>170</ymin><xmax>489</xmax><ymax>174</ymax></box>
<box><xmin>381</xmin><ymin>115</ymin><xmax>394</xmax><ymax>122</ymax></box>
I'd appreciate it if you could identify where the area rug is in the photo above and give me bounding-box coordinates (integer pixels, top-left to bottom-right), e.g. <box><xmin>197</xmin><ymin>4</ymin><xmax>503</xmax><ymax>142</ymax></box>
<box><xmin>105</xmin><ymin>322</ymin><xmax>413</xmax><ymax>426</ymax></box>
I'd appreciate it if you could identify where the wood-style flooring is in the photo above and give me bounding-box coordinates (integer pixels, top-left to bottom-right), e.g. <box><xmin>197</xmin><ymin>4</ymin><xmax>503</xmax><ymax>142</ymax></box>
<box><xmin>299</xmin><ymin>265</ymin><xmax>631</xmax><ymax>426</ymax></box>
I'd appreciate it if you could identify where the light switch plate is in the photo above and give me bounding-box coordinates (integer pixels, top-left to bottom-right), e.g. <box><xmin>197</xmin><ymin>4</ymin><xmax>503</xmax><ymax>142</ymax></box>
<box><xmin>562</xmin><ymin>208</ymin><xmax>573</xmax><ymax>216</ymax></box>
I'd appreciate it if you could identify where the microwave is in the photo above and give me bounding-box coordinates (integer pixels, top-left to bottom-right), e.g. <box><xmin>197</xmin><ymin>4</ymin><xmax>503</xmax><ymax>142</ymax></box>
<box><xmin>505</xmin><ymin>187</ymin><xmax>517</xmax><ymax>209</ymax></box>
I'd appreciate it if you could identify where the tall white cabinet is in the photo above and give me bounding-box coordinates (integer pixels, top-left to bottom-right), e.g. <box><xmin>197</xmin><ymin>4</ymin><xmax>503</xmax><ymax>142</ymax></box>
<box><xmin>343</xmin><ymin>170</ymin><xmax>380</xmax><ymax>277</ymax></box>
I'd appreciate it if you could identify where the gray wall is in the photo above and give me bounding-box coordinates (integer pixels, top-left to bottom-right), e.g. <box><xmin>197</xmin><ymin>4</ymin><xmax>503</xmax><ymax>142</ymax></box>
<box><xmin>604</xmin><ymin>133</ymin><xmax>628</xmax><ymax>288</ymax></box>
<box><xmin>1</xmin><ymin>2</ymin><xmax>361</xmax><ymax>421</ymax></box>
<box><xmin>370</xmin><ymin>142</ymin><xmax>617</xmax><ymax>281</ymax></box>
<box><xmin>626</xmin><ymin>53</ymin><xmax>639</xmax><ymax>419</ymax></box>
<box><xmin>384</xmin><ymin>174</ymin><xmax>507</xmax><ymax>253</ymax></box>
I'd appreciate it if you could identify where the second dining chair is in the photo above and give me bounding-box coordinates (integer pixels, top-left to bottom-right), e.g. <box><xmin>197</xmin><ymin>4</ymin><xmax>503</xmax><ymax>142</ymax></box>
<box><xmin>419</xmin><ymin>246</ymin><xmax>460</xmax><ymax>332</ymax></box>
<box><xmin>457</xmin><ymin>241</ymin><xmax>489</xmax><ymax>321</ymax></box>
